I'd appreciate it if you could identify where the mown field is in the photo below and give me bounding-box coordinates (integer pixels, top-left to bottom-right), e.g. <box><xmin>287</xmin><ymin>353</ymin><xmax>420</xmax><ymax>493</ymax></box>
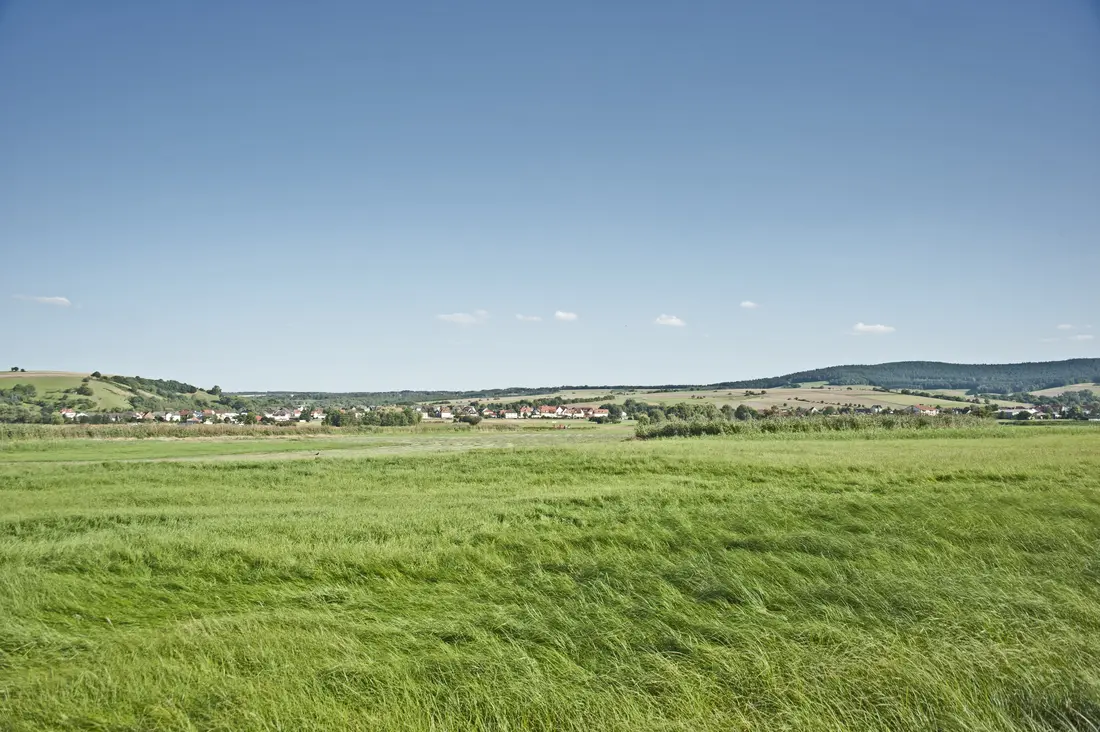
<box><xmin>2</xmin><ymin>427</ymin><xmax>1099</xmax><ymax>730</ymax></box>
<box><xmin>480</xmin><ymin>385</ymin><xmax>1025</xmax><ymax>410</ymax></box>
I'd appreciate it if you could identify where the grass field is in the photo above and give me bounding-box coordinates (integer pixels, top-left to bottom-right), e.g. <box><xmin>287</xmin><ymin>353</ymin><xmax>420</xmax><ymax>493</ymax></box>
<box><xmin>1030</xmin><ymin>383</ymin><xmax>1099</xmax><ymax>398</ymax></box>
<box><xmin>494</xmin><ymin>385</ymin><xmax>1026</xmax><ymax>410</ymax></box>
<box><xmin>2</xmin><ymin>427</ymin><xmax>1099</xmax><ymax>730</ymax></box>
<box><xmin>0</xmin><ymin>372</ymin><xmax>136</xmax><ymax>411</ymax></box>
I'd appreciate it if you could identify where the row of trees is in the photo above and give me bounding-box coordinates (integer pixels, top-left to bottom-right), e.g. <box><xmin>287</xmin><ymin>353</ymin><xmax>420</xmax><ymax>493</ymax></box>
<box><xmin>323</xmin><ymin>407</ymin><xmax>423</xmax><ymax>427</ymax></box>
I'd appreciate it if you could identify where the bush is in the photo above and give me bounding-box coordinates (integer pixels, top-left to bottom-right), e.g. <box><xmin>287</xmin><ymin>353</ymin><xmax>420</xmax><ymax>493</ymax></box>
<box><xmin>634</xmin><ymin>414</ymin><xmax>991</xmax><ymax>440</ymax></box>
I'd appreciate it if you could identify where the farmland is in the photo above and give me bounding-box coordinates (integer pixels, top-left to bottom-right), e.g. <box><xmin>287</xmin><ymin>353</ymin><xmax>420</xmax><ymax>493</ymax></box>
<box><xmin>2</xmin><ymin>425</ymin><xmax>1099</xmax><ymax>730</ymax></box>
<box><xmin>477</xmin><ymin>385</ymin><xmax>1023</xmax><ymax>411</ymax></box>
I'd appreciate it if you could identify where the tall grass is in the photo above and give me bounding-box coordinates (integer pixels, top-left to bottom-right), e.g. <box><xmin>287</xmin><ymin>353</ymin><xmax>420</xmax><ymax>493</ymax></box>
<box><xmin>0</xmin><ymin>419</ymin><xmax>610</xmax><ymax>443</ymax></box>
<box><xmin>635</xmin><ymin>413</ymin><xmax>992</xmax><ymax>439</ymax></box>
<box><xmin>0</xmin><ymin>422</ymin><xmax>365</xmax><ymax>441</ymax></box>
<box><xmin>1</xmin><ymin>432</ymin><xmax>1099</xmax><ymax>729</ymax></box>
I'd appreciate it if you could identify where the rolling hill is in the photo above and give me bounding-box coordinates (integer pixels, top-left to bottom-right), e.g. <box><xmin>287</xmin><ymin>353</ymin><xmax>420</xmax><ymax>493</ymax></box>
<box><xmin>706</xmin><ymin>359</ymin><xmax>1100</xmax><ymax>394</ymax></box>
<box><xmin>0</xmin><ymin>371</ymin><xmax>225</xmax><ymax>416</ymax></box>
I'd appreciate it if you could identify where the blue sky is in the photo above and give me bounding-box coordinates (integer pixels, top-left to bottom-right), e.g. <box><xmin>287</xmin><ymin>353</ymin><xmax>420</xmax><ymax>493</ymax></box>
<box><xmin>2</xmin><ymin>1</ymin><xmax>1097</xmax><ymax>391</ymax></box>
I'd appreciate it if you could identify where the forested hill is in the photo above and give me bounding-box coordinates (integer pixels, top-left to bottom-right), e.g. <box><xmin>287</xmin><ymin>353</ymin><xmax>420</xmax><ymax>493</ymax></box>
<box><xmin>709</xmin><ymin>359</ymin><xmax>1100</xmax><ymax>394</ymax></box>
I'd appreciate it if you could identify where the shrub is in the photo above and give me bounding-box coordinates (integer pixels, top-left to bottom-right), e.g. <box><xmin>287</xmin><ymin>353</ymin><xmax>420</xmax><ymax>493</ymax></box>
<box><xmin>634</xmin><ymin>414</ymin><xmax>991</xmax><ymax>440</ymax></box>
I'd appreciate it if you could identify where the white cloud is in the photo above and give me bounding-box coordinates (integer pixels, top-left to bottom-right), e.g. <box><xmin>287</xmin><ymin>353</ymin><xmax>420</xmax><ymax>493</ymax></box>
<box><xmin>740</xmin><ymin>301</ymin><xmax>759</xmax><ymax>310</ymax></box>
<box><xmin>852</xmin><ymin>322</ymin><xmax>896</xmax><ymax>335</ymax></box>
<box><xmin>1071</xmin><ymin>334</ymin><xmax>1095</xmax><ymax>341</ymax></box>
<box><xmin>13</xmin><ymin>295</ymin><xmax>71</xmax><ymax>307</ymax></box>
<box><xmin>1056</xmin><ymin>324</ymin><xmax>1074</xmax><ymax>330</ymax></box>
<box><xmin>654</xmin><ymin>314</ymin><xmax>686</xmax><ymax>327</ymax></box>
<box><xmin>554</xmin><ymin>311</ymin><xmax>578</xmax><ymax>322</ymax></box>
<box><xmin>515</xmin><ymin>314</ymin><xmax>542</xmax><ymax>322</ymax></box>
<box><xmin>437</xmin><ymin>309</ymin><xmax>488</xmax><ymax>326</ymax></box>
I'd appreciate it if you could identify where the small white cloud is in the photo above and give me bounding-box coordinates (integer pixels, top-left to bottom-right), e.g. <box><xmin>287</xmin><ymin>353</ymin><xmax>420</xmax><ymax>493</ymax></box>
<box><xmin>852</xmin><ymin>322</ymin><xmax>896</xmax><ymax>335</ymax></box>
<box><xmin>740</xmin><ymin>301</ymin><xmax>759</xmax><ymax>310</ymax></box>
<box><xmin>1071</xmin><ymin>334</ymin><xmax>1094</xmax><ymax>341</ymax></box>
<box><xmin>515</xmin><ymin>314</ymin><xmax>542</xmax><ymax>322</ymax></box>
<box><xmin>13</xmin><ymin>295</ymin><xmax>71</xmax><ymax>307</ymax></box>
<box><xmin>654</xmin><ymin>314</ymin><xmax>686</xmax><ymax>327</ymax></box>
<box><xmin>554</xmin><ymin>311</ymin><xmax>578</xmax><ymax>322</ymax></box>
<box><xmin>1056</xmin><ymin>324</ymin><xmax>1074</xmax><ymax>330</ymax></box>
<box><xmin>437</xmin><ymin>310</ymin><xmax>488</xmax><ymax>326</ymax></box>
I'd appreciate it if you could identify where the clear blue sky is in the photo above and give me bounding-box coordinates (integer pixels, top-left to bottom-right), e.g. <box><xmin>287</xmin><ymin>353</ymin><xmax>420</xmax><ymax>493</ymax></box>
<box><xmin>2</xmin><ymin>1</ymin><xmax>1098</xmax><ymax>391</ymax></box>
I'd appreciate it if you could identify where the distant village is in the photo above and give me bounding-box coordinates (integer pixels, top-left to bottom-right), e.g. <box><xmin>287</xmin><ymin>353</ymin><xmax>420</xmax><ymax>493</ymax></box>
<box><xmin>52</xmin><ymin>400</ymin><xmax>1094</xmax><ymax>425</ymax></box>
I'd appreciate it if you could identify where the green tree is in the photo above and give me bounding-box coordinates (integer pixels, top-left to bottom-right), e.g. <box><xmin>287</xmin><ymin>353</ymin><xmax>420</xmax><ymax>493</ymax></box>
<box><xmin>210</xmin><ymin>385</ymin><xmax>222</xmax><ymax>396</ymax></box>
<box><xmin>734</xmin><ymin>404</ymin><xmax>756</xmax><ymax>421</ymax></box>
<box><xmin>76</xmin><ymin>383</ymin><xmax>94</xmax><ymax>397</ymax></box>
<box><xmin>91</xmin><ymin>371</ymin><xmax>102</xmax><ymax>378</ymax></box>
<box><xmin>600</xmin><ymin>403</ymin><xmax>624</xmax><ymax>421</ymax></box>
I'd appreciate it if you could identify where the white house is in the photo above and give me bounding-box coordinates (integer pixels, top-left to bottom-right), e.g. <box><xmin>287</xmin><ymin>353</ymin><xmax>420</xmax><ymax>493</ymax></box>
<box><xmin>438</xmin><ymin>409</ymin><xmax>453</xmax><ymax>420</ymax></box>
<box><xmin>503</xmin><ymin>411</ymin><xmax>519</xmax><ymax>419</ymax></box>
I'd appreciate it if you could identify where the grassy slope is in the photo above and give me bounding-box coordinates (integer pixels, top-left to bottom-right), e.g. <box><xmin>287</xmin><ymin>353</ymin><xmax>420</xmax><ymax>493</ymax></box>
<box><xmin>614</xmin><ymin>386</ymin><xmax>1022</xmax><ymax>410</ymax></box>
<box><xmin>2</xmin><ymin>431</ymin><xmax>1099</xmax><ymax>730</ymax></box>
<box><xmin>477</xmin><ymin>385</ymin><xmax>1025</xmax><ymax>410</ymax></box>
<box><xmin>0</xmin><ymin>372</ymin><xmax>137</xmax><ymax>411</ymax></box>
<box><xmin>1030</xmin><ymin>383</ymin><xmax>1100</xmax><ymax>398</ymax></box>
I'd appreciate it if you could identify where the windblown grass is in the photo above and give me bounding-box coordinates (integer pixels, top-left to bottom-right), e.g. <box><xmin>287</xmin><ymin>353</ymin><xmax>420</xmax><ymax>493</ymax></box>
<box><xmin>1</xmin><ymin>431</ymin><xmax>1099</xmax><ymax>730</ymax></box>
<box><xmin>634</xmin><ymin>414</ymin><xmax>992</xmax><ymax>439</ymax></box>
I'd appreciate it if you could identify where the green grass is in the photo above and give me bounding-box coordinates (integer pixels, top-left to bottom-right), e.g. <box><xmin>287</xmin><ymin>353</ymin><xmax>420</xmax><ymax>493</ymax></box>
<box><xmin>0</xmin><ymin>437</ymin><xmax>397</xmax><ymax>462</ymax></box>
<box><xmin>0</xmin><ymin>372</ymin><xmax>136</xmax><ymax>411</ymax></box>
<box><xmin>1</xmin><ymin>430</ymin><xmax>1099</xmax><ymax>730</ymax></box>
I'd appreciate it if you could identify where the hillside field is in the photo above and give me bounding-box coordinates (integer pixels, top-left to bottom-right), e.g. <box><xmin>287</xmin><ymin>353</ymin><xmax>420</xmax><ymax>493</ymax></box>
<box><xmin>472</xmin><ymin>385</ymin><xmax>1025</xmax><ymax>410</ymax></box>
<box><xmin>0</xmin><ymin>372</ymin><xmax>136</xmax><ymax>411</ymax></box>
<box><xmin>1029</xmin><ymin>383</ymin><xmax>1100</xmax><ymax>399</ymax></box>
<box><xmin>0</xmin><ymin>371</ymin><xmax>220</xmax><ymax>412</ymax></box>
<box><xmin>2</xmin><ymin>426</ymin><xmax>1099</xmax><ymax>730</ymax></box>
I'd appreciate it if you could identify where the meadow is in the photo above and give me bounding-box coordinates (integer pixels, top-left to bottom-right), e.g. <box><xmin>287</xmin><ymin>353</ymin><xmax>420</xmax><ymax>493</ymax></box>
<box><xmin>0</xmin><ymin>372</ymin><xmax>137</xmax><ymax>411</ymax></box>
<box><xmin>486</xmin><ymin>385</ymin><xmax>1024</xmax><ymax>410</ymax></box>
<box><xmin>1</xmin><ymin>427</ymin><xmax>1099</xmax><ymax>730</ymax></box>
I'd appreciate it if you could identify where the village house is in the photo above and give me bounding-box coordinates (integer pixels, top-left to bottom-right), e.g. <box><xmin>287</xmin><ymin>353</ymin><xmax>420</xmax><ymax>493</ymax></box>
<box><xmin>911</xmin><ymin>405</ymin><xmax>939</xmax><ymax>416</ymax></box>
<box><xmin>503</xmin><ymin>411</ymin><xmax>519</xmax><ymax>419</ymax></box>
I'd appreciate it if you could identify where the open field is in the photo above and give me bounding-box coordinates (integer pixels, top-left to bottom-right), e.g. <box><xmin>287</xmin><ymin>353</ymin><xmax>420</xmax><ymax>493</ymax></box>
<box><xmin>612</xmin><ymin>386</ymin><xmax>1023</xmax><ymax>410</ymax></box>
<box><xmin>473</xmin><ymin>385</ymin><xmax>1026</xmax><ymax>410</ymax></box>
<box><xmin>2</xmin><ymin>427</ymin><xmax>1100</xmax><ymax>730</ymax></box>
<box><xmin>1030</xmin><ymin>383</ymin><xmax>1099</xmax><ymax>398</ymax></box>
<box><xmin>0</xmin><ymin>426</ymin><xmax>633</xmax><ymax>463</ymax></box>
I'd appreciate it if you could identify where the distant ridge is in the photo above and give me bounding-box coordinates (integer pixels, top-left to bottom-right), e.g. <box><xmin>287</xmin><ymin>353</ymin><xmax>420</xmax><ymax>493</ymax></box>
<box><xmin>707</xmin><ymin>358</ymin><xmax>1100</xmax><ymax>394</ymax></box>
<box><xmin>241</xmin><ymin>359</ymin><xmax>1100</xmax><ymax>400</ymax></box>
